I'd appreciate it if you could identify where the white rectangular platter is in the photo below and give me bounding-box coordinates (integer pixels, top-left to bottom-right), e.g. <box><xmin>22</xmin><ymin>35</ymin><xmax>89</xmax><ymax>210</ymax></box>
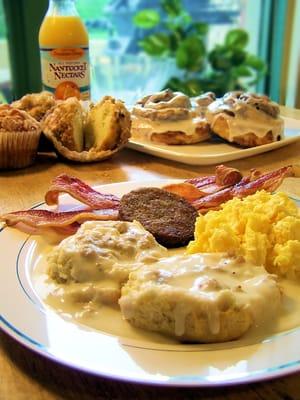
<box><xmin>127</xmin><ymin>117</ymin><xmax>300</xmax><ymax>165</ymax></box>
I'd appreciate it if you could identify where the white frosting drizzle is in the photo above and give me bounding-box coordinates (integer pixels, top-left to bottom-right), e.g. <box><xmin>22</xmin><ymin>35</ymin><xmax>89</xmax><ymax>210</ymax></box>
<box><xmin>131</xmin><ymin>115</ymin><xmax>205</xmax><ymax>139</ymax></box>
<box><xmin>206</xmin><ymin>101</ymin><xmax>284</xmax><ymax>141</ymax></box>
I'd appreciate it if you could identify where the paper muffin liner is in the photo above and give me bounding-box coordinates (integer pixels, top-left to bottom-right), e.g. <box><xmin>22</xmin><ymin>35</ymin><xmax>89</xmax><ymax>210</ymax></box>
<box><xmin>0</xmin><ymin>128</ymin><xmax>41</xmax><ymax>169</ymax></box>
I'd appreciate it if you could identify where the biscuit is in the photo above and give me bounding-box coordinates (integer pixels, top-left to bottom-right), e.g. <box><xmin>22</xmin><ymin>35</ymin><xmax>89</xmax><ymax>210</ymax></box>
<box><xmin>119</xmin><ymin>254</ymin><xmax>281</xmax><ymax>342</ymax></box>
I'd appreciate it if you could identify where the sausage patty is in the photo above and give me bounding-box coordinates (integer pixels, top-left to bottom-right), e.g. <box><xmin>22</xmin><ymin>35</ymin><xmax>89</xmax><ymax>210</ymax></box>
<box><xmin>119</xmin><ymin>187</ymin><xmax>198</xmax><ymax>248</ymax></box>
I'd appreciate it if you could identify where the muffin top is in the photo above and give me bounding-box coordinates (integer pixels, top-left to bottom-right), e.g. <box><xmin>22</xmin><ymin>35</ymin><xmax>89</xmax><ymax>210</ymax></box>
<box><xmin>0</xmin><ymin>104</ymin><xmax>41</xmax><ymax>132</ymax></box>
<box><xmin>11</xmin><ymin>91</ymin><xmax>56</xmax><ymax>121</ymax></box>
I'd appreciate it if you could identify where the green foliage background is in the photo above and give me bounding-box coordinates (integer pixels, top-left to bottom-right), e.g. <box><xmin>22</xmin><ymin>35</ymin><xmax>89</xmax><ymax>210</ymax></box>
<box><xmin>0</xmin><ymin>1</ymin><xmax>7</xmax><ymax>38</ymax></box>
<box><xmin>133</xmin><ymin>0</ymin><xmax>267</xmax><ymax>96</ymax></box>
<box><xmin>76</xmin><ymin>0</ymin><xmax>109</xmax><ymax>38</ymax></box>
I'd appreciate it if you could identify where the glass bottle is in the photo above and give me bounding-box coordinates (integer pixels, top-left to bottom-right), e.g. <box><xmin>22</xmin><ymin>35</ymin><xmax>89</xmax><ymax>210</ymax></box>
<box><xmin>39</xmin><ymin>0</ymin><xmax>90</xmax><ymax>100</ymax></box>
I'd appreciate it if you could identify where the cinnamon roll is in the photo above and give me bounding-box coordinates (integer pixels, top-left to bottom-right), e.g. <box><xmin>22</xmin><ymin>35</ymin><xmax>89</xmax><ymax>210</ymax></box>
<box><xmin>131</xmin><ymin>89</ymin><xmax>210</xmax><ymax>145</ymax></box>
<box><xmin>206</xmin><ymin>92</ymin><xmax>284</xmax><ymax>147</ymax></box>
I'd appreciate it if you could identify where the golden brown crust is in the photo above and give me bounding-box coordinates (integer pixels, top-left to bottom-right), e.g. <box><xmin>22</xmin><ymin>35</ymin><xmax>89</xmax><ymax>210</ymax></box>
<box><xmin>132</xmin><ymin>89</ymin><xmax>212</xmax><ymax>145</ymax></box>
<box><xmin>0</xmin><ymin>105</ymin><xmax>41</xmax><ymax>169</ymax></box>
<box><xmin>11</xmin><ymin>91</ymin><xmax>56</xmax><ymax>121</ymax></box>
<box><xmin>42</xmin><ymin>97</ymin><xmax>85</xmax><ymax>152</ymax></box>
<box><xmin>42</xmin><ymin>96</ymin><xmax>131</xmax><ymax>162</ymax></box>
<box><xmin>0</xmin><ymin>104</ymin><xmax>40</xmax><ymax>132</ymax></box>
<box><xmin>113</xmin><ymin>100</ymin><xmax>132</xmax><ymax>148</ymax></box>
<box><xmin>85</xmin><ymin>96</ymin><xmax>131</xmax><ymax>151</ymax></box>
<box><xmin>151</xmin><ymin>123</ymin><xmax>211</xmax><ymax>145</ymax></box>
<box><xmin>211</xmin><ymin>115</ymin><xmax>276</xmax><ymax>147</ymax></box>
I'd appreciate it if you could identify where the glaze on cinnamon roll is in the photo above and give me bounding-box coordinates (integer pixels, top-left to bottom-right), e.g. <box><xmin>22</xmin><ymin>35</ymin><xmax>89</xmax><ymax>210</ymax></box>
<box><xmin>131</xmin><ymin>89</ymin><xmax>210</xmax><ymax>145</ymax></box>
<box><xmin>206</xmin><ymin>92</ymin><xmax>284</xmax><ymax>147</ymax></box>
<box><xmin>191</xmin><ymin>92</ymin><xmax>216</xmax><ymax>117</ymax></box>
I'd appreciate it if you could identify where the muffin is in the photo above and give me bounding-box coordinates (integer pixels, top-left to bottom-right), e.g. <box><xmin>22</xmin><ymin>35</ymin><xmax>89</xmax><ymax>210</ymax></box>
<box><xmin>206</xmin><ymin>91</ymin><xmax>284</xmax><ymax>147</ymax></box>
<box><xmin>131</xmin><ymin>89</ymin><xmax>210</xmax><ymax>145</ymax></box>
<box><xmin>42</xmin><ymin>96</ymin><xmax>131</xmax><ymax>162</ymax></box>
<box><xmin>43</xmin><ymin>97</ymin><xmax>86</xmax><ymax>152</ymax></box>
<box><xmin>0</xmin><ymin>104</ymin><xmax>41</xmax><ymax>169</ymax></box>
<box><xmin>84</xmin><ymin>96</ymin><xmax>131</xmax><ymax>151</ymax></box>
<box><xmin>11</xmin><ymin>91</ymin><xmax>56</xmax><ymax>121</ymax></box>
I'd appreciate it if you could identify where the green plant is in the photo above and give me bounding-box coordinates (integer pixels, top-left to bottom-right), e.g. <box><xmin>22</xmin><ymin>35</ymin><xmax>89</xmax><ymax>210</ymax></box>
<box><xmin>133</xmin><ymin>0</ymin><xmax>267</xmax><ymax>96</ymax></box>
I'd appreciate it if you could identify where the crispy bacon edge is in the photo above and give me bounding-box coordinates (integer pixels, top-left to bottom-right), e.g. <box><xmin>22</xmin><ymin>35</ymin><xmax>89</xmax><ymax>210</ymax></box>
<box><xmin>0</xmin><ymin>165</ymin><xmax>295</xmax><ymax>237</ymax></box>
<box><xmin>0</xmin><ymin>208</ymin><xmax>119</xmax><ymax>236</ymax></box>
<box><xmin>192</xmin><ymin>165</ymin><xmax>295</xmax><ymax>213</ymax></box>
<box><xmin>164</xmin><ymin>165</ymin><xmax>244</xmax><ymax>200</ymax></box>
<box><xmin>45</xmin><ymin>174</ymin><xmax>120</xmax><ymax>209</ymax></box>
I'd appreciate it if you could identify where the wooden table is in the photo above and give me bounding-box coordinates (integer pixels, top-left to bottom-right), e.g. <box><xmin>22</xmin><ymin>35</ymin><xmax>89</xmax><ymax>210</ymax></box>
<box><xmin>1</xmin><ymin>107</ymin><xmax>300</xmax><ymax>400</ymax></box>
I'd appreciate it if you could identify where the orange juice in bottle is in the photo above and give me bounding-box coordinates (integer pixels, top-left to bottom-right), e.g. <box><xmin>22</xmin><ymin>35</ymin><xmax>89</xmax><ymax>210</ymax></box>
<box><xmin>39</xmin><ymin>0</ymin><xmax>90</xmax><ymax>100</ymax></box>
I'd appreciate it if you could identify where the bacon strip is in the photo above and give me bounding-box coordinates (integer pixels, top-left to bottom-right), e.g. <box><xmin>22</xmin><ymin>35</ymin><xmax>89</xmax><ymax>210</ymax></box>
<box><xmin>163</xmin><ymin>183</ymin><xmax>205</xmax><ymax>202</ymax></box>
<box><xmin>192</xmin><ymin>187</ymin><xmax>233</xmax><ymax>214</ymax></box>
<box><xmin>0</xmin><ymin>208</ymin><xmax>119</xmax><ymax>235</ymax></box>
<box><xmin>165</xmin><ymin>165</ymin><xmax>243</xmax><ymax>201</ymax></box>
<box><xmin>45</xmin><ymin>174</ymin><xmax>120</xmax><ymax>209</ymax></box>
<box><xmin>232</xmin><ymin>165</ymin><xmax>294</xmax><ymax>197</ymax></box>
<box><xmin>186</xmin><ymin>165</ymin><xmax>243</xmax><ymax>188</ymax></box>
<box><xmin>214</xmin><ymin>165</ymin><xmax>243</xmax><ymax>186</ymax></box>
<box><xmin>192</xmin><ymin>165</ymin><xmax>294</xmax><ymax>213</ymax></box>
<box><xmin>185</xmin><ymin>175</ymin><xmax>216</xmax><ymax>188</ymax></box>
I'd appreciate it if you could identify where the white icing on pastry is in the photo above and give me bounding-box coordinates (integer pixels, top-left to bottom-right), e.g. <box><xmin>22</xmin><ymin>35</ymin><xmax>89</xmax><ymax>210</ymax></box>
<box><xmin>131</xmin><ymin>89</ymin><xmax>209</xmax><ymax>141</ymax></box>
<box><xmin>131</xmin><ymin>114</ymin><xmax>206</xmax><ymax>139</ymax></box>
<box><xmin>206</xmin><ymin>94</ymin><xmax>284</xmax><ymax>142</ymax></box>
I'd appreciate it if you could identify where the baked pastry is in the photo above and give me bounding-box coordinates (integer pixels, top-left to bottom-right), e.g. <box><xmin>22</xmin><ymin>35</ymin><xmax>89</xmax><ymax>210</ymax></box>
<box><xmin>42</xmin><ymin>96</ymin><xmax>131</xmax><ymax>162</ymax></box>
<box><xmin>48</xmin><ymin>220</ymin><xmax>167</xmax><ymax>306</ymax></box>
<box><xmin>119</xmin><ymin>253</ymin><xmax>281</xmax><ymax>343</ymax></box>
<box><xmin>11</xmin><ymin>91</ymin><xmax>56</xmax><ymax>121</ymax></box>
<box><xmin>43</xmin><ymin>97</ymin><xmax>85</xmax><ymax>152</ymax></box>
<box><xmin>191</xmin><ymin>91</ymin><xmax>216</xmax><ymax>117</ymax></box>
<box><xmin>0</xmin><ymin>104</ymin><xmax>41</xmax><ymax>169</ymax></box>
<box><xmin>131</xmin><ymin>89</ymin><xmax>210</xmax><ymax>145</ymax></box>
<box><xmin>85</xmin><ymin>96</ymin><xmax>131</xmax><ymax>151</ymax></box>
<box><xmin>206</xmin><ymin>91</ymin><xmax>284</xmax><ymax>147</ymax></box>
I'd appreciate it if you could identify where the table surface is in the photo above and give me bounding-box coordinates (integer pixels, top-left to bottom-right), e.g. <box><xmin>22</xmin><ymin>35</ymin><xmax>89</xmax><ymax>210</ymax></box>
<box><xmin>1</xmin><ymin>107</ymin><xmax>300</xmax><ymax>400</ymax></box>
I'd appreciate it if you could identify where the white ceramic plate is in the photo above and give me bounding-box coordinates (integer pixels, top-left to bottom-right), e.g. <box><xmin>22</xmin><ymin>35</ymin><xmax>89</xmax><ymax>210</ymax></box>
<box><xmin>127</xmin><ymin>117</ymin><xmax>300</xmax><ymax>165</ymax></box>
<box><xmin>1</xmin><ymin>180</ymin><xmax>300</xmax><ymax>387</ymax></box>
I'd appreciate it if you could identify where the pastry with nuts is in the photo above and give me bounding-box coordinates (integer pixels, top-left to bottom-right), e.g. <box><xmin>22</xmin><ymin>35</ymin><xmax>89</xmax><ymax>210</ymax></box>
<box><xmin>11</xmin><ymin>91</ymin><xmax>56</xmax><ymax>122</ymax></box>
<box><xmin>206</xmin><ymin>91</ymin><xmax>284</xmax><ymax>147</ymax></box>
<box><xmin>42</xmin><ymin>96</ymin><xmax>131</xmax><ymax>162</ymax></box>
<box><xmin>131</xmin><ymin>89</ymin><xmax>211</xmax><ymax>145</ymax></box>
<box><xmin>0</xmin><ymin>104</ymin><xmax>41</xmax><ymax>169</ymax></box>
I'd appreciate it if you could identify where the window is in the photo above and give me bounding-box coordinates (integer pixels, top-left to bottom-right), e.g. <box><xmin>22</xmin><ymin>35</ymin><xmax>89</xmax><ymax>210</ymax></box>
<box><xmin>2</xmin><ymin>0</ymin><xmax>294</xmax><ymax>105</ymax></box>
<box><xmin>78</xmin><ymin>0</ymin><xmax>261</xmax><ymax>103</ymax></box>
<box><xmin>0</xmin><ymin>0</ymin><xmax>12</xmax><ymax>102</ymax></box>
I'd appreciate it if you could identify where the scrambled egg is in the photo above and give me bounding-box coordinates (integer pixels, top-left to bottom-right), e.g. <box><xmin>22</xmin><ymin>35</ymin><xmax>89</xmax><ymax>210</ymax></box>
<box><xmin>187</xmin><ymin>191</ymin><xmax>300</xmax><ymax>278</ymax></box>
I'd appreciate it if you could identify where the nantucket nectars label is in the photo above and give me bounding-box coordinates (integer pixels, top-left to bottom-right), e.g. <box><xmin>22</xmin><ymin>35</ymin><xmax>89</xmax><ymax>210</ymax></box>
<box><xmin>40</xmin><ymin>46</ymin><xmax>90</xmax><ymax>100</ymax></box>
